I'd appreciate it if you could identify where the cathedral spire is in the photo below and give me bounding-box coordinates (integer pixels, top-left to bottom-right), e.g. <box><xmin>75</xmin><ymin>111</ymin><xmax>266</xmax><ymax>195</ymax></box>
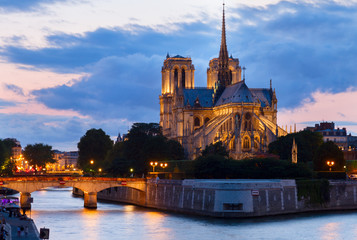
<box><xmin>219</xmin><ymin>3</ymin><xmax>229</xmax><ymax>65</ymax></box>
<box><xmin>217</xmin><ymin>3</ymin><xmax>231</xmax><ymax>88</ymax></box>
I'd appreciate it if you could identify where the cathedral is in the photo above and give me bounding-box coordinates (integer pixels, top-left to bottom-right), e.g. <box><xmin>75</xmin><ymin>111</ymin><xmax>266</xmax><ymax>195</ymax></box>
<box><xmin>159</xmin><ymin>6</ymin><xmax>286</xmax><ymax>160</ymax></box>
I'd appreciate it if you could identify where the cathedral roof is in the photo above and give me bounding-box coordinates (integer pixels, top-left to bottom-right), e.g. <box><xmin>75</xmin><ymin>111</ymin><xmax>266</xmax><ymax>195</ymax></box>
<box><xmin>251</xmin><ymin>88</ymin><xmax>273</xmax><ymax>108</ymax></box>
<box><xmin>183</xmin><ymin>88</ymin><xmax>214</xmax><ymax>108</ymax></box>
<box><xmin>215</xmin><ymin>81</ymin><xmax>259</xmax><ymax>106</ymax></box>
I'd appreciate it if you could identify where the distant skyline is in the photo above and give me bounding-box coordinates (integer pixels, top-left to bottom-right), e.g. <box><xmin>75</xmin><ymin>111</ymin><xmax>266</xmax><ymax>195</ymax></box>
<box><xmin>1</xmin><ymin>0</ymin><xmax>357</xmax><ymax>151</ymax></box>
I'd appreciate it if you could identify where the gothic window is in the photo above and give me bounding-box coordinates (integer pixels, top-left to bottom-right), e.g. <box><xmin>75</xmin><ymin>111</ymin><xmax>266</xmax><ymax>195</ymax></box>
<box><xmin>181</xmin><ymin>68</ymin><xmax>186</xmax><ymax>88</ymax></box>
<box><xmin>174</xmin><ymin>68</ymin><xmax>178</xmax><ymax>86</ymax></box>
<box><xmin>204</xmin><ymin>117</ymin><xmax>210</xmax><ymax>125</ymax></box>
<box><xmin>235</xmin><ymin>113</ymin><xmax>241</xmax><ymax>131</ymax></box>
<box><xmin>243</xmin><ymin>136</ymin><xmax>250</xmax><ymax>150</ymax></box>
<box><xmin>244</xmin><ymin>113</ymin><xmax>252</xmax><ymax>131</ymax></box>
<box><xmin>194</xmin><ymin>117</ymin><xmax>200</xmax><ymax>127</ymax></box>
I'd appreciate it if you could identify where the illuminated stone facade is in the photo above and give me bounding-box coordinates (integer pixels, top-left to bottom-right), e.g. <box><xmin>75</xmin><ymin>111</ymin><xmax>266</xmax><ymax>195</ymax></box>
<box><xmin>159</xmin><ymin>6</ymin><xmax>286</xmax><ymax>159</ymax></box>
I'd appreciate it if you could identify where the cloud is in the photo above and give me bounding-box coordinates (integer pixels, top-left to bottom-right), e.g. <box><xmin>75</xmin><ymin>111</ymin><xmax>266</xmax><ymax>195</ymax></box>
<box><xmin>32</xmin><ymin>54</ymin><xmax>162</xmax><ymax>122</ymax></box>
<box><xmin>0</xmin><ymin>0</ymin><xmax>62</xmax><ymax>11</ymax></box>
<box><xmin>0</xmin><ymin>113</ymin><xmax>130</xmax><ymax>151</ymax></box>
<box><xmin>227</xmin><ymin>1</ymin><xmax>357</xmax><ymax>108</ymax></box>
<box><xmin>279</xmin><ymin>88</ymin><xmax>357</xmax><ymax>134</ymax></box>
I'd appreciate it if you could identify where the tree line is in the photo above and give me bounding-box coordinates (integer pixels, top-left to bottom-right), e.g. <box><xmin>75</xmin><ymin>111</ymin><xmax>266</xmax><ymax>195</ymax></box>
<box><xmin>77</xmin><ymin>123</ymin><xmax>184</xmax><ymax>176</ymax></box>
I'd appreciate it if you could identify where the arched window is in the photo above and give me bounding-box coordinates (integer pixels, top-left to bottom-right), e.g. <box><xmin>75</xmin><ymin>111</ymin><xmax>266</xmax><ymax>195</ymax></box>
<box><xmin>174</xmin><ymin>68</ymin><xmax>178</xmax><ymax>85</ymax></box>
<box><xmin>194</xmin><ymin>117</ymin><xmax>200</xmax><ymax>127</ymax></box>
<box><xmin>181</xmin><ymin>68</ymin><xmax>186</xmax><ymax>88</ymax></box>
<box><xmin>244</xmin><ymin>113</ymin><xmax>251</xmax><ymax>131</ymax></box>
<box><xmin>243</xmin><ymin>136</ymin><xmax>250</xmax><ymax>150</ymax></box>
<box><xmin>204</xmin><ymin>117</ymin><xmax>210</xmax><ymax>124</ymax></box>
<box><xmin>235</xmin><ymin>113</ymin><xmax>241</xmax><ymax>131</ymax></box>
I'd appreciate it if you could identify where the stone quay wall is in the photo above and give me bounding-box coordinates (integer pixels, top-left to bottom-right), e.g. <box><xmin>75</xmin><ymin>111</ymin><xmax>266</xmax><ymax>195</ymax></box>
<box><xmin>81</xmin><ymin>179</ymin><xmax>357</xmax><ymax>218</ymax></box>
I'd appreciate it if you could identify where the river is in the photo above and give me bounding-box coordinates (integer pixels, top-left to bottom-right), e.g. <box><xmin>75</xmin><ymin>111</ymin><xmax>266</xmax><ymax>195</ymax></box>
<box><xmin>17</xmin><ymin>188</ymin><xmax>357</xmax><ymax>240</ymax></box>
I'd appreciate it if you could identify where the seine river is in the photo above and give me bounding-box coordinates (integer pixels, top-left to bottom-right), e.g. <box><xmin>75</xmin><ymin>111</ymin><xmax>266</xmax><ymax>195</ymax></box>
<box><xmin>19</xmin><ymin>188</ymin><xmax>357</xmax><ymax>240</ymax></box>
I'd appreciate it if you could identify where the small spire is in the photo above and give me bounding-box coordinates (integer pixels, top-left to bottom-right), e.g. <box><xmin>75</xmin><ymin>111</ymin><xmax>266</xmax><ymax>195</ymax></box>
<box><xmin>166</xmin><ymin>52</ymin><xmax>170</xmax><ymax>58</ymax></box>
<box><xmin>270</xmin><ymin>79</ymin><xmax>272</xmax><ymax>89</ymax></box>
<box><xmin>243</xmin><ymin>66</ymin><xmax>246</xmax><ymax>81</ymax></box>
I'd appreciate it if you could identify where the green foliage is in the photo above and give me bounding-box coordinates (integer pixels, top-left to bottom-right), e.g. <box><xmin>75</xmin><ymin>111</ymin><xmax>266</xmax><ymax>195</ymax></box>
<box><xmin>201</xmin><ymin>141</ymin><xmax>229</xmax><ymax>157</ymax></box>
<box><xmin>296</xmin><ymin>179</ymin><xmax>330</xmax><ymax>205</ymax></box>
<box><xmin>23</xmin><ymin>143</ymin><xmax>55</xmax><ymax>168</ymax></box>
<box><xmin>269</xmin><ymin>131</ymin><xmax>323</xmax><ymax>163</ymax></box>
<box><xmin>314</xmin><ymin>141</ymin><xmax>345</xmax><ymax>171</ymax></box>
<box><xmin>77</xmin><ymin>128</ymin><xmax>113</xmax><ymax>171</ymax></box>
<box><xmin>105</xmin><ymin>123</ymin><xmax>184</xmax><ymax>176</ymax></box>
<box><xmin>194</xmin><ymin>156</ymin><xmax>313</xmax><ymax>179</ymax></box>
<box><xmin>0</xmin><ymin>159</ymin><xmax>15</xmax><ymax>176</ymax></box>
<box><xmin>194</xmin><ymin>155</ymin><xmax>229</xmax><ymax>178</ymax></box>
<box><xmin>0</xmin><ymin>139</ymin><xmax>16</xmax><ymax>168</ymax></box>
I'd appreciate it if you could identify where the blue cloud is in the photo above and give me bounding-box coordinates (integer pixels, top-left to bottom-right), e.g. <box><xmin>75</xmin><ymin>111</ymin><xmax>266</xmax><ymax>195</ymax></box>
<box><xmin>32</xmin><ymin>54</ymin><xmax>162</xmax><ymax>122</ymax></box>
<box><xmin>5</xmin><ymin>84</ymin><xmax>24</xmax><ymax>96</ymax></box>
<box><xmin>0</xmin><ymin>0</ymin><xmax>62</xmax><ymax>11</ymax></box>
<box><xmin>3</xmin><ymin>0</ymin><xmax>357</xmax><ymax>149</ymax></box>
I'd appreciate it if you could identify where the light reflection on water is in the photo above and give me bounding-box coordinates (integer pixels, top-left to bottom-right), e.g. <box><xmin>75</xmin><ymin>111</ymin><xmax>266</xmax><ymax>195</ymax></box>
<box><xmin>18</xmin><ymin>188</ymin><xmax>357</xmax><ymax>240</ymax></box>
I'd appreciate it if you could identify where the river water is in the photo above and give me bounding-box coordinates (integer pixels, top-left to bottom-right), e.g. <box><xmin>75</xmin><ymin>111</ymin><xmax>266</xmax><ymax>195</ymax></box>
<box><xmin>19</xmin><ymin>188</ymin><xmax>357</xmax><ymax>240</ymax></box>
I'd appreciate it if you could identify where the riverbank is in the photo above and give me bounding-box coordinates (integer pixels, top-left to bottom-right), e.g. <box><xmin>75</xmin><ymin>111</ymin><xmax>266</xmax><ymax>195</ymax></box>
<box><xmin>0</xmin><ymin>211</ymin><xmax>39</xmax><ymax>240</ymax></box>
<box><xmin>77</xmin><ymin>179</ymin><xmax>357</xmax><ymax>218</ymax></box>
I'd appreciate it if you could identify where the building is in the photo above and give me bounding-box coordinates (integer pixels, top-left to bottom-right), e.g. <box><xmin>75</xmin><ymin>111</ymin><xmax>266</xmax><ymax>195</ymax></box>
<box><xmin>159</xmin><ymin>5</ymin><xmax>286</xmax><ymax>160</ymax></box>
<box><xmin>305</xmin><ymin>122</ymin><xmax>348</xmax><ymax>150</ymax></box>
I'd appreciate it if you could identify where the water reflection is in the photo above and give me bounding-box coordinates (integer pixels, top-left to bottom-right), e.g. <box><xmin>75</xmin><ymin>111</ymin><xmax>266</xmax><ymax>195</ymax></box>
<box><xmin>24</xmin><ymin>188</ymin><xmax>357</xmax><ymax>240</ymax></box>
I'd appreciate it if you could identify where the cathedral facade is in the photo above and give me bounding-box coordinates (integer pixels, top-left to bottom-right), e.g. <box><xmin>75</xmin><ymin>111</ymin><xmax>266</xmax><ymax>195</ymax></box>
<box><xmin>159</xmin><ymin>6</ymin><xmax>286</xmax><ymax>160</ymax></box>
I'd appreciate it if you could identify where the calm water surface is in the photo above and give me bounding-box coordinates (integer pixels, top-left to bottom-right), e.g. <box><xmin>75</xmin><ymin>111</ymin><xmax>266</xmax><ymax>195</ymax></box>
<box><xmin>19</xmin><ymin>188</ymin><xmax>357</xmax><ymax>240</ymax></box>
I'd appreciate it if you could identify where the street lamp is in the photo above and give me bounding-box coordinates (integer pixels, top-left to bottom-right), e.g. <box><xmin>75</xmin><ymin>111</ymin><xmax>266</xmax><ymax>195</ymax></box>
<box><xmin>327</xmin><ymin>161</ymin><xmax>335</xmax><ymax>171</ymax></box>
<box><xmin>160</xmin><ymin>163</ymin><xmax>168</xmax><ymax>169</ymax></box>
<box><xmin>150</xmin><ymin>162</ymin><xmax>158</xmax><ymax>172</ymax></box>
<box><xmin>90</xmin><ymin>160</ymin><xmax>94</xmax><ymax>165</ymax></box>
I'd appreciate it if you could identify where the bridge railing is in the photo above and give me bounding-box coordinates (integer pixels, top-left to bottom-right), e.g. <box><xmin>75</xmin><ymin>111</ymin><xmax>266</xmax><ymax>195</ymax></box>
<box><xmin>0</xmin><ymin>177</ymin><xmax>147</xmax><ymax>182</ymax></box>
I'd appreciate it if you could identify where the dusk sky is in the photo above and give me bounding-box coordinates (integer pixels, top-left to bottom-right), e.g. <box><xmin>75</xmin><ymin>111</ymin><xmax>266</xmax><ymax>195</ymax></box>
<box><xmin>1</xmin><ymin>0</ymin><xmax>357</xmax><ymax>151</ymax></box>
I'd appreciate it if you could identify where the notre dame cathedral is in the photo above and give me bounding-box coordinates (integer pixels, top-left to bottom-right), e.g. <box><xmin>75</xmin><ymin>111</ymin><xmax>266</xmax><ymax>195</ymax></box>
<box><xmin>159</xmin><ymin>5</ymin><xmax>287</xmax><ymax>160</ymax></box>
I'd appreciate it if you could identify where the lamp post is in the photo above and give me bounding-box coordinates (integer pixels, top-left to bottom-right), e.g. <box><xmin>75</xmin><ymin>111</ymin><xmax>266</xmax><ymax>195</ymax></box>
<box><xmin>327</xmin><ymin>161</ymin><xmax>335</xmax><ymax>171</ymax></box>
<box><xmin>90</xmin><ymin>160</ymin><xmax>94</xmax><ymax>176</ymax></box>
<box><xmin>150</xmin><ymin>162</ymin><xmax>158</xmax><ymax>172</ymax></box>
<box><xmin>160</xmin><ymin>163</ymin><xmax>168</xmax><ymax>169</ymax></box>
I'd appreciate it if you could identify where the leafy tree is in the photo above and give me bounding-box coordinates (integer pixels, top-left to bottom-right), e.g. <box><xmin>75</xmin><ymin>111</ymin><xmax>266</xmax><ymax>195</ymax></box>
<box><xmin>314</xmin><ymin>141</ymin><xmax>345</xmax><ymax>171</ymax></box>
<box><xmin>23</xmin><ymin>143</ymin><xmax>55</xmax><ymax>168</ymax></box>
<box><xmin>194</xmin><ymin>154</ymin><xmax>229</xmax><ymax>178</ymax></box>
<box><xmin>201</xmin><ymin>141</ymin><xmax>229</xmax><ymax>157</ymax></box>
<box><xmin>269</xmin><ymin>131</ymin><xmax>323</xmax><ymax>163</ymax></box>
<box><xmin>194</xmin><ymin>156</ymin><xmax>312</xmax><ymax>179</ymax></box>
<box><xmin>77</xmin><ymin>128</ymin><xmax>113</xmax><ymax>172</ymax></box>
<box><xmin>106</xmin><ymin>123</ymin><xmax>184</xmax><ymax>175</ymax></box>
<box><xmin>0</xmin><ymin>139</ymin><xmax>16</xmax><ymax>168</ymax></box>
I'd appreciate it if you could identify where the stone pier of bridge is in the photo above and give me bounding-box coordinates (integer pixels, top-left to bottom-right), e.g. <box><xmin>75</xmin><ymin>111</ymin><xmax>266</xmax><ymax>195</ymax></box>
<box><xmin>0</xmin><ymin>177</ymin><xmax>147</xmax><ymax>209</ymax></box>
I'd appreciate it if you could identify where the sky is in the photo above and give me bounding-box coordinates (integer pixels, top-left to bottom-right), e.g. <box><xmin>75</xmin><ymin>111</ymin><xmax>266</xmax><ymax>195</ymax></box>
<box><xmin>1</xmin><ymin>0</ymin><xmax>357</xmax><ymax>151</ymax></box>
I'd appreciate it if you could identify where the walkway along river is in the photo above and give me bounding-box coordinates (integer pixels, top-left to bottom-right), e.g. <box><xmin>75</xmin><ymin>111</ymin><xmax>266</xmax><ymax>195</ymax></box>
<box><xmin>21</xmin><ymin>187</ymin><xmax>357</xmax><ymax>240</ymax></box>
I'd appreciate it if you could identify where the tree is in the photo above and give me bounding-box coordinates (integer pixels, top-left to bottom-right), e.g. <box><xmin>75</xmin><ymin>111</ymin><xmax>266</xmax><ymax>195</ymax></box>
<box><xmin>201</xmin><ymin>141</ymin><xmax>229</xmax><ymax>157</ymax></box>
<box><xmin>23</xmin><ymin>143</ymin><xmax>55</xmax><ymax>168</ymax></box>
<box><xmin>269</xmin><ymin>131</ymin><xmax>323</xmax><ymax>163</ymax></box>
<box><xmin>314</xmin><ymin>141</ymin><xmax>345</xmax><ymax>171</ymax></box>
<box><xmin>77</xmin><ymin>128</ymin><xmax>113</xmax><ymax>172</ymax></box>
<box><xmin>194</xmin><ymin>156</ymin><xmax>312</xmax><ymax>179</ymax></box>
<box><xmin>105</xmin><ymin>123</ymin><xmax>184</xmax><ymax>175</ymax></box>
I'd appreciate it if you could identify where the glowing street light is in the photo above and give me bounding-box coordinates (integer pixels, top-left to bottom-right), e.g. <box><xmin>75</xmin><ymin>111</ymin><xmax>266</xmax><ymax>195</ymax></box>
<box><xmin>160</xmin><ymin>163</ymin><xmax>168</xmax><ymax>169</ymax></box>
<box><xmin>327</xmin><ymin>161</ymin><xmax>335</xmax><ymax>171</ymax></box>
<box><xmin>150</xmin><ymin>162</ymin><xmax>158</xmax><ymax>172</ymax></box>
<box><xmin>90</xmin><ymin>160</ymin><xmax>94</xmax><ymax>165</ymax></box>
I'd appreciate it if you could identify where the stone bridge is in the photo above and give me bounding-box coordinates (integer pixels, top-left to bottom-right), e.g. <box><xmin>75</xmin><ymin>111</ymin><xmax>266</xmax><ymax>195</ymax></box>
<box><xmin>0</xmin><ymin>177</ymin><xmax>147</xmax><ymax>209</ymax></box>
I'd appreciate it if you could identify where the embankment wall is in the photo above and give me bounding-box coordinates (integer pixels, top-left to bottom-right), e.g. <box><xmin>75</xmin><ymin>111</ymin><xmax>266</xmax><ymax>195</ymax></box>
<box><xmin>76</xmin><ymin>179</ymin><xmax>357</xmax><ymax>218</ymax></box>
